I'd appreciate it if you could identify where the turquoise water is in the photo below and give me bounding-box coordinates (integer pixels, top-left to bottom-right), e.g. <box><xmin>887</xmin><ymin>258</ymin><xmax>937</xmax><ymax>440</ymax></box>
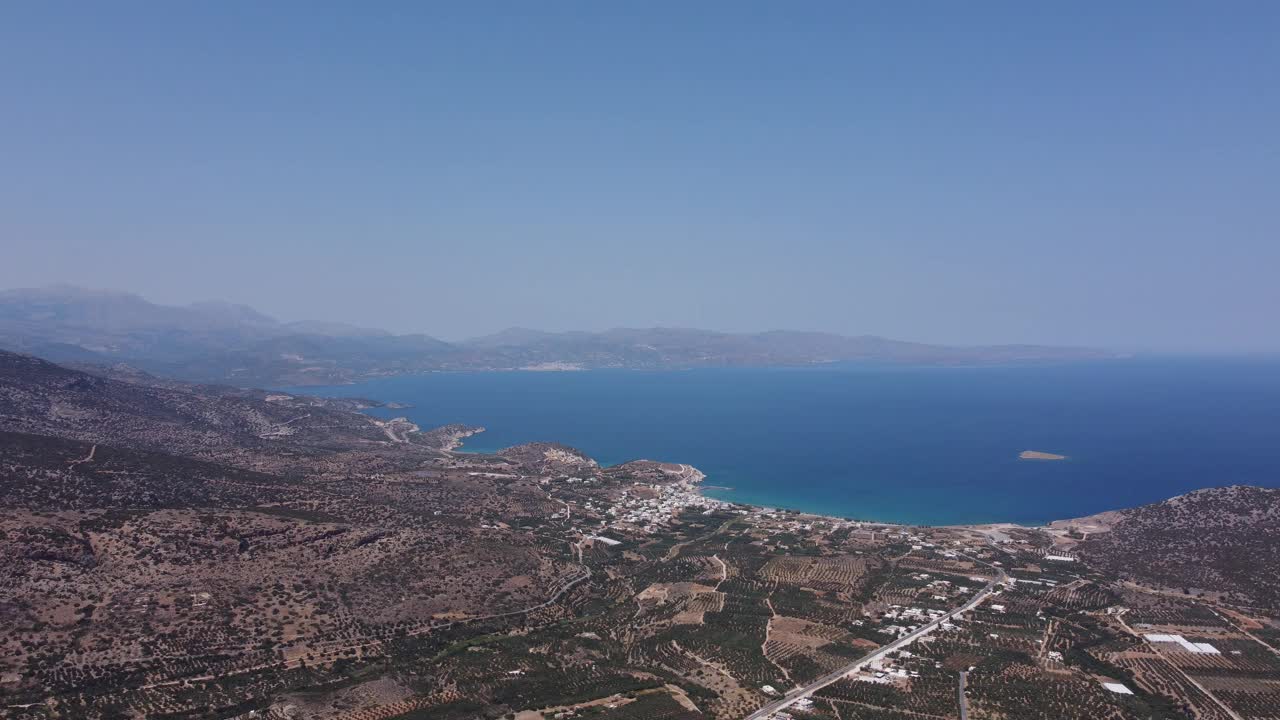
<box><xmin>292</xmin><ymin>358</ymin><xmax>1280</xmax><ymax>526</ymax></box>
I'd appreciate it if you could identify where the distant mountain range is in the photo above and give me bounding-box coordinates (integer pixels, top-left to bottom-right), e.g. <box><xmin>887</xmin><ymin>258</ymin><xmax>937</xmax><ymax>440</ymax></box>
<box><xmin>0</xmin><ymin>286</ymin><xmax>1117</xmax><ymax>385</ymax></box>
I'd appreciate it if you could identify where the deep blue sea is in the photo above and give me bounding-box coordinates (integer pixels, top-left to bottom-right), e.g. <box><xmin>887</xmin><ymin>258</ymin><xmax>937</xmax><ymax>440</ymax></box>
<box><xmin>292</xmin><ymin>358</ymin><xmax>1280</xmax><ymax>526</ymax></box>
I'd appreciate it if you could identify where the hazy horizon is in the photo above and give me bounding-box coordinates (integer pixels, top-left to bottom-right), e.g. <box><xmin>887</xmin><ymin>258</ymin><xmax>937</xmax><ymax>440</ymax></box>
<box><xmin>4</xmin><ymin>3</ymin><xmax>1278</xmax><ymax>352</ymax></box>
<box><xmin>2</xmin><ymin>281</ymin><xmax>1274</xmax><ymax>358</ymax></box>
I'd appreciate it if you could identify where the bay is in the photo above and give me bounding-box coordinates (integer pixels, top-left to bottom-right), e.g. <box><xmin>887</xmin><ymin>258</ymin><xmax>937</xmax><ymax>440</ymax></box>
<box><xmin>293</xmin><ymin>358</ymin><xmax>1280</xmax><ymax>526</ymax></box>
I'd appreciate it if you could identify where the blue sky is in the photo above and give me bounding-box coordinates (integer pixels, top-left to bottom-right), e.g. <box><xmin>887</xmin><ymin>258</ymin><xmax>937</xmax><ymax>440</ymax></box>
<box><xmin>2</xmin><ymin>2</ymin><xmax>1277</xmax><ymax>350</ymax></box>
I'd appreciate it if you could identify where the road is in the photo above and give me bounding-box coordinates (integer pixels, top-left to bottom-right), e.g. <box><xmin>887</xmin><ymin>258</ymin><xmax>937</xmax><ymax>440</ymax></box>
<box><xmin>430</xmin><ymin>565</ymin><xmax>593</xmax><ymax>630</ymax></box>
<box><xmin>67</xmin><ymin>443</ymin><xmax>97</xmax><ymax>467</ymax></box>
<box><xmin>957</xmin><ymin>670</ymin><xmax>969</xmax><ymax>720</ymax></box>
<box><xmin>743</xmin><ymin>566</ymin><xmax>1005</xmax><ymax>720</ymax></box>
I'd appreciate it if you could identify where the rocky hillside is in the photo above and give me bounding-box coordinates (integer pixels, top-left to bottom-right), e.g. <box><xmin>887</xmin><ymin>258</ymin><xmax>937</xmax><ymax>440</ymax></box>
<box><xmin>1068</xmin><ymin>485</ymin><xmax>1280</xmax><ymax>607</ymax></box>
<box><xmin>0</xmin><ymin>350</ymin><xmax>464</xmax><ymax>472</ymax></box>
<box><xmin>0</xmin><ymin>352</ymin><xmax>580</xmax><ymax>716</ymax></box>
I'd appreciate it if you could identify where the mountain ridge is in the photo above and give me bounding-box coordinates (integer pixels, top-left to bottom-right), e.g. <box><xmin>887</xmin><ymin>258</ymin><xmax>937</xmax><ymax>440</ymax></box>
<box><xmin>0</xmin><ymin>285</ymin><xmax>1118</xmax><ymax>385</ymax></box>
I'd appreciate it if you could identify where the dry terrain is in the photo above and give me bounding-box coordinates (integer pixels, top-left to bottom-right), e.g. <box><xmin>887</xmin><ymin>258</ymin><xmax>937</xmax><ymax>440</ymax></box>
<box><xmin>2</xmin><ymin>349</ymin><xmax>1278</xmax><ymax>720</ymax></box>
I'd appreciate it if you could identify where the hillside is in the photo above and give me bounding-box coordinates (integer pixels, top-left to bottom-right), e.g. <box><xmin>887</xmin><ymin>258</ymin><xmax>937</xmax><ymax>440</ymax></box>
<box><xmin>0</xmin><ymin>352</ymin><xmax>581</xmax><ymax>717</ymax></box>
<box><xmin>0</xmin><ymin>349</ymin><xmax>462</xmax><ymax>472</ymax></box>
<box><xmin>1064</xmin><ymin>485</ymin><xmax>1280</xmax><ymax>608</ymax></box>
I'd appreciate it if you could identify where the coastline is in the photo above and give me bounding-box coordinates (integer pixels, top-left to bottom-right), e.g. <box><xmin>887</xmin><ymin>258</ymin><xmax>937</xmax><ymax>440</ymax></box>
<box><xmin>444</xmin><ymin>429</ymin><xmax>1091</xmax><ymax>529</ymax></box>
<box><xmin>693</xmin><ymin>472</ymin><xmax>1080</xmax><ymax>530</ymax></box>
<box><xmin>688</xmin><ymin>469</ymin><xmax>923</xmax><ymax>529</ymax></box>
<box><xmin>362</xmin><ymin>396</ymin><xmax>1125</xmax><ymax>538</ymax></box>
<box><xmin>298</xmin><ymin>359</ymin><xmax>1280</xmax><ymax>529</ymax></box>
<box><xmin>447</xmin><ymin>427</ymin><xmax>1062</xmax><ymax>528</ymax></box>
<box><xmin>436</xmin><ymin>425</ymin><xmax>485</xmax><ymax>453</ymax></box>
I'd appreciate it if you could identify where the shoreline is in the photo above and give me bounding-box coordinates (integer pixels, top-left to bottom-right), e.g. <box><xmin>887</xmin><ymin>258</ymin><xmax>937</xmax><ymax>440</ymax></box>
<box><xmin>443</xmin><ymin>424</ymin><xmax>1067</xmax><ymax>529</ymax></box>
<box><xmin>447</xmin><ymin>428</ymin><xmax>1093</xmax><ymax>529</ymax></box>
<box><xmin>407</xmin><ymin>410</ymin><xmax>1098</xmax><ymax>529</ymax></box>
<box><xmin>691</xmin><ymin>472</ymin><xmax>921</xmax><ymax>529</ymax></box>
<box><xmin>330</xmin><ymin>391</ymin><xmax>1163</xmax><ymax>532</ymax></box>
<box><xmin>290</xmin><ymin>359</ymin><xmax>1280</xmax><ymax>532</ymax></box>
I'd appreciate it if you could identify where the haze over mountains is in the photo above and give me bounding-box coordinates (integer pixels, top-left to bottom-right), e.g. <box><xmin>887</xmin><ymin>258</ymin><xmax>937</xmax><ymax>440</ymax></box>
<box><xmin>0</xmin><ymin>286</ymin><xmax>1115</xmax><ymax>386</ymax></box>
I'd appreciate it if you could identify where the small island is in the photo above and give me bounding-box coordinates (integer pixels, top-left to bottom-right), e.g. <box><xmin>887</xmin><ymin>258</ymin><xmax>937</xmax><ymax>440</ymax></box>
<box><xmin>1020</xmin><ymin>450</ymin><xmax>1067</xmax><ymax>460</ymax></box>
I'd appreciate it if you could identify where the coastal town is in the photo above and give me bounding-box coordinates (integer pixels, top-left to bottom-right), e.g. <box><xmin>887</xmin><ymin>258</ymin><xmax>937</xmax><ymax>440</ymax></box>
<box><xmin>3</xmin><ymin>351</ymin><xmax>1280</xmax><ymax>720</ymax></box>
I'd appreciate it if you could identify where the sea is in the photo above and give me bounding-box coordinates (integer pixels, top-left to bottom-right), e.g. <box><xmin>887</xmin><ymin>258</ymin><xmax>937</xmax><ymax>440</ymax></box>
<box><xmin>292</xmin><ymin>358</ymin><xmax>1280</xmax><ymax>527</ymax></box>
